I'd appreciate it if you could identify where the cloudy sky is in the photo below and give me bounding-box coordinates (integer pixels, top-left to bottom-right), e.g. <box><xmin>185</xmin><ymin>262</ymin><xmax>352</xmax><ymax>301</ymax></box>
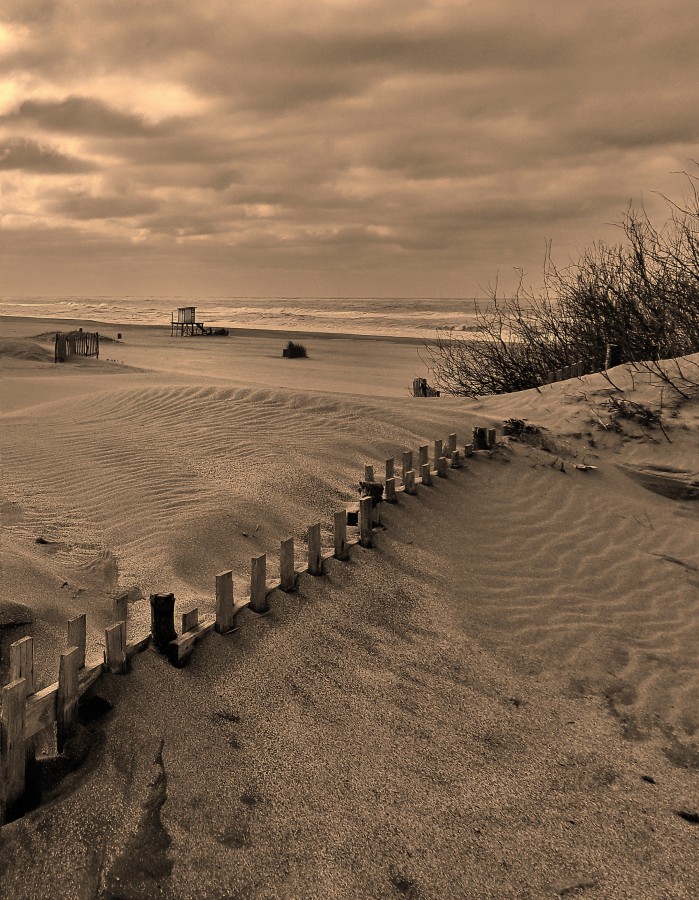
<box><xmin>1</xmin><ymin>0</ymin><xmax>698</xmax><ymax>299</ymax></box>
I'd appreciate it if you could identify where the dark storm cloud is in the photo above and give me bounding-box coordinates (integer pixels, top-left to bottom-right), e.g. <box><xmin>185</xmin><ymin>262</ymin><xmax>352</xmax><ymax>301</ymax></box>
<box><xmin>52</xmin><ymin>191</ymin><xmax>160</xmax><ymax>220</ymax></box>
<box><xmin>0</xmin><ymin>137</ymin><xmax>97</xmax><ymax>173</ymax></box>
<box><xmin>2</xmin><ymin>96</ymin><xmax>176</xmax><ymax>137</ymax></box>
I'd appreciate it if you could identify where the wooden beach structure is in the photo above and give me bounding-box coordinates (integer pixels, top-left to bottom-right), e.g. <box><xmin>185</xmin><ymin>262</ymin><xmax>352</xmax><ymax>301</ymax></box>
<box><xmin>54</xmin><ymin>329</ymin><xmax>99</xmax><ymax>363</ymax></box>
<box><xmin>170</xmin><ymin>307</ymin><xmax>229</xmax><ymax>337</ymax></box>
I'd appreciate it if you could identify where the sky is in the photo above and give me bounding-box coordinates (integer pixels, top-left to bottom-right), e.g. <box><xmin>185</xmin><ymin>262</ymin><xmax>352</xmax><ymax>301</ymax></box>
<box><xmin>1</xmin><ymin>0</ymin><xmax>698</xmax><ymax>299</ymax></box>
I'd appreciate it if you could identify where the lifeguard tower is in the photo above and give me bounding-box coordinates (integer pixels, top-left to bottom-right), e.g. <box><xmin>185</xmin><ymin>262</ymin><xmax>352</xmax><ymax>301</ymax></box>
<box><xmin>171</xmin><ymin>306</ymin><xmax>229</xmax><ymax>337</ymax></box>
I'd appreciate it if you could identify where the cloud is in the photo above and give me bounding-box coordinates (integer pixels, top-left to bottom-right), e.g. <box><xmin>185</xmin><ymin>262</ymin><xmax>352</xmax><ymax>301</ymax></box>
<box><xmin>2</xmin><ymin>96</ymin><xmax>176</xmax><ymax>137</ymax></box>
<box><xmin>0</xmin><ymin>136</ymin><xmax>97</xmax><ymax>172</ymax></box>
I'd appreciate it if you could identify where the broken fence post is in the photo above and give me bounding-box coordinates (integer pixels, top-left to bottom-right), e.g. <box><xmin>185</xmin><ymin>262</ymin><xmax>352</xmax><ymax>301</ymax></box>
<box><xmin>473</xmin><ymin>427</ymin><xmax>489</xmax><ymax>450</ymax></box>
<box><xmin>437</xmin><ymin>455</ymin><xmax>448</xmax><ymax>478</ymax></box>
<box><xmin>402</xmin><ymin>450</ymin><xmax>413</xmax><ymax>484</ymax></box>
<box><xmin>451</xmin><ymin>450</ymin><xmax>461</xmax><ymax>468</ymax></box>
<box><xmin>250</xmin><ymin>554</ymin><xmax>269</xmax><ymax>614</ymax></box>
<box><xmin>334</xmin><ymin>510</ymin><xmax>349</xmax><ymax>561</ymax></box>
<box><xmin>385</xmin><ymin>457</ymin><xmax>394</xmax><ymax>481</ymax></box>
<box><xmin>364</xmin><ymin>464</ymin><xmax>374</xmax><ymax>483</ymax></box>
<box><xmin>419</xmin><ymin>445</ymin><xmax>428</xmax><ymax>469</ymax></box>
<box><xmin>67</xmin><ymin>613</ymin><xmax>86</xmax><ymax>669</ymax></box>
<box><xmin>280</xmin><ymin>538</ymin><xmax>296</xmax><ymax>592</ymax></box>
<box><xmin>404</xmin><ymin>469</ymin><xmax>416</xmax><ymax>495</ymax></box>
<box><xmin>105</xmin><ymin>621</ymin><xmax>127</xmax><ymax>675</ymax></box>
<box><xmin>113</xmin><ymin>593</ymin><xmax>129</xmax><ymax>638</ymax></box>
<box><xmin>420</xmin><ymin>462</ymin><xmax>432</xmax><ymax>486</ymax></box>
<box><xmin>308</xmin><ymin>523</ymin><xmax>322</xmax><ymax>576</ymax></box>
<box><xmin>215</xmin><ymin>571</ymin><xmax>237</xmax><ymax>633</ymax></box>
<box><xmin>359</xmin><ymin>496</ymin><xmax>373</xmax><ymax>548</ymax></box>
<box><xmin>182</xmin><ymin>608</ymin><xmax>199</xmax><ymax>633</ymax></box>
<box><xmin>433</xmin><ymin>439</ymin><xmax>443</xmax><ymax>471</ymax></box>
<box><xmin>150</xmin><ymin>592</ymin><xmax>177</xmax><ymax>652</ymax></box>
<box><xmin>448</xmin><ymin>433</ymin><xmax>457</xmax><ymax>454</ymax></box>
<box><xmin>487</xmin><ymin>428</ymin><xmax>497</xmax><ymax>448</ymax></box>
<box><xmin>1</xmin><ymin>677</ymin><xmax>27</xmax><ymax>823</ymax></box>
<box><xmin>385</xmin><ymin>476</ymin><xmax>396</xmax><ymax>503</ymax></box>
<box><xmin>57</xmin><ymin>646</ymin><xmax>80</xmax><ymax>753</ymax></box>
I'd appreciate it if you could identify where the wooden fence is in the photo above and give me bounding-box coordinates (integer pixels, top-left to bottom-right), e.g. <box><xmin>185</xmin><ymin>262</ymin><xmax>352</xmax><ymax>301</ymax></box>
<box><xmin>55</xmin><ymin>331</ymin><xmax>99</xmax><ymax>363</ymax></box>
<box><xmin>0</xmin><ymin>425</ymin><xmax>500</xmax><ymax>824</ymax></box>
<box><xmin>543</xmin><ymin>344</ymin><xmax>622</xmax><ymax>385</ymax></box>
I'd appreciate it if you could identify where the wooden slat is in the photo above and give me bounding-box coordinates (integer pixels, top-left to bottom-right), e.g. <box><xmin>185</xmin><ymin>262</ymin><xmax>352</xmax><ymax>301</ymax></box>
<box><xmin>307</xmin><ymin>523</ymin><xmax>322</xmax><ymax>576</ymax></box>
<box><xmin>25</xmin><ymin>684</ymin><xmax>57</xmax><ymax>740</ymax></box>
<box><xmin>105</xmin><ymin>622</ymin><xmax>127</xmax><ymax>675</ymax></box>
<box><xmin>215</xmin><ymin>571</ymin><xmax>237</xmax><ymax>634</ymax></box>
<box><xmin>10</xmin><ymin>637</ymin><xmax>35</xmax><ymax>695</ymax></box>
<box><xmin>57</xmin><ymin>646</ymin><xmax>80</xmax><ymax>753</ymax></box>
<box><xmin>333</xmin><ymin>510</ymin><xmax>349</xmax><ymax>561</ymax></box>
<box><xmin>359</xmin><ymin>496</ymin><xmax>373</xmax><ymax>548</ymax></box>
<box><xmin>78</xmin><ymin>662</ymin><xmax>104</xmax><ymax>695</ymax></box>
<box><xmin>419</xmin><ymin>444</ymin><xmax>429</xmax><ymax>468</ymax></box>
<box><xmin>113</xmin><ymin>593</ymin><xmax>129</xmax><ymax>639</ymax></box>
<box><xmin>250</xmin><ymin>554</ymin><xmax>268</xmax><ymax>614</ymax></box>
<box><xmin>67</xmin><ymin>614</ymin><xmax>86</xmax><ymax>669</ymax></box>
<box><xmin>280</xmin><ymin>537</ymin><xmax>296</xmax><ymax>592</ymax></box>
<box><xmin>126</xmin><ymin>633</ymin><xmax>152</xmax><ymax>658</ymax></box>
<box><xmin>1</xmin><ymin>677</ymin><xmax>27</xmax><ymax>821</ymax></box>
<box><xmin>402</xmin><ymin>450</ymin><xmax>413</xmax><ymax>484</ymax></box>
<box><xmin>433</xmin><ymin>439</ymin><xmax>443</xmax><ymax>470</ymax></box>
<box><xmin>182</xmin><ymin>608</ymin><xmax>199</xmax><ymax>633</ymax></box>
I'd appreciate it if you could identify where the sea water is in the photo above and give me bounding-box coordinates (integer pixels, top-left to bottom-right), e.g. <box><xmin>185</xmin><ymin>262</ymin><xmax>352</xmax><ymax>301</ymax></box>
<box><xmin>0</xmin><ymin>295</ymin><xmax>485</xmax><ymax>340</ymax></box>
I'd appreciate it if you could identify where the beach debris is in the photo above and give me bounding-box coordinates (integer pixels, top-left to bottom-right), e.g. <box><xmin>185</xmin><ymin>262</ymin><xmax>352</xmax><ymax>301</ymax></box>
<box><xmin>358</xmin><ymin>480</ymin><xmax>384</xmax><ymax>506</ymax></box>
<box><xmin>503</xmin><ymin>418</ymin><xmax>540</xmax><ymax>437</ymax></box>
<box><xmin>412</xmin><ymin>377</ymin><xmax>440</xmax><ymax>397</ymax></box>
<box><xmin>676</xmin><ymin>809</ymin><xmax>699</xmax><ymax>825</ymax></box>
<box><xmin>574</xmin><ymin>464</ymin><xmax>598</xmax><ymax>471</ymax></box>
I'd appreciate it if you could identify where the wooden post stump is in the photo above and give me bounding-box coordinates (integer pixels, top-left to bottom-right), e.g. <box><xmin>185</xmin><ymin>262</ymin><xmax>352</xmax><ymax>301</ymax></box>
<box><xmin>307</xmin><ymin>523</ymin><xmax>322</xmax><ymax>576</ymax></box>
<box><xmin>57</xmin><ymin>646</ymin><xmax>80</xmax><ymax>753</ymax></box>
<box><xmin>420</xmin><ymin>462</ymin><xmax>432</xmax><ymax>486</ymax></box>
<box><xmin>280</xmin><ymin>538</ymin><xmax>296</xmax><ymax>592</ymax></box>
<box><xmin>333</xmin><ymin>510</ymin><xmax>349</xmax><ymax>560</ymax></box>
<box><xmin>113</xmin><ymin>593</ymin><xmax>129</xmax><ymax>639</ymax></box>
<box><xmin>385</xmin><ymin>476</ymin><xmax>396</xmax><ymax>503</ymax></box>
<box><xmin>487</xmin><ymin>428</ymin><xmax>497</xmax><ymax>449</ymax></box>
<box><xmin>359</xmin><ymin>496</ymin><xmax>373</xmax><ymax>547</ymax></box>
<box><xmin>473</xmin><ymin>427</ymin><xmax>489</xmax><ymax>450</ymax></box>
<box><xmin>404</xmin><ymin>469</ymin><xmax>416</xmax><ymax>495</ymax></box>
<box><xmin>150</xmin><ymin>592</ymin><xmax>177</xmax><ymax>651</ymax></box>
<box><xmin>437</xmin><ymin>455</ymin><xmax>448</xmax><ymax>478</ymax></box>
<box><xmin>364</xmin><ymin>464</ymin><xmax>374</xmax><ymax>483</ymax></box>
<box><xmin>385</xmin><ymin>457</ymin><xmax>394</xmax><ymax>481</ymax></box>
<box><xmin>418</xmin><ymin>445</ymin><xmax>428</xmax><ymax>469</ymax></box>
<box><xmin>433</xmin><ymin>439</ymin><xmax>443</xmax><ymax>471</ymax></box>
<box><xmin>250</xmin><ymin>554</ymin><xmax>269</xmax><ymax>614</ymax></box>
<box><xmin>402</xmin><ymin>450</ymin><xmax>413</xmax><ymax>484</ymax></box>
<box><xmin>67</xmin><ymin>614</ymin><xmax>86</xmax><ymax>669</ymax></box>
<box><xmin>451</xmin><ymin>450</ymin><xmax>460</xmax><ymax>468</ymax></box>
<box><xmin>448</xmin><ymin>433</ymin><xmax>457</xmax><ymax>454</ymax></box>
<box><xmin>105</xmin><ymin>621</ymin><xmax>127</xmax><ymax>674</ymax></box>
<box><xmin>1</xmin><ymin>677</ymin><xmax>27</xmax><ymax>822</ymax></box>
<box><xmin>215</xmin><ymin>571</ymin><xmax>237</xmax><ymax>633</ymax></box>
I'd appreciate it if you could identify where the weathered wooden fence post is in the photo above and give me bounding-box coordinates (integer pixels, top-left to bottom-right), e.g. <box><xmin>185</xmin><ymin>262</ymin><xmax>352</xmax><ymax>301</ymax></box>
<box><xmin>450</xmin><ymin>450</ymin><xmax>460</xmax><ymax>468</ymax></box>
<box><xmin>385</xmin><ymin>476</ymin><xmax>396</xmax><ymax>503</ymax></box>
<box><xmin>9</xmin><ymin>637</ymin><xmax>36</xmax><ymax>776</ymax></box>
<box><xmin>150</xmin><ymin>592</ymin><xmax>177</xmax><ymax>652</ymax></box>
<box><xmin>215</xmin><ymin>571</ymin><xmax>237</xmax><ymax>633</ymax></box>
<box><xmin>359</xmin><ymin>496</ymin><xmax>373</xmax><ymax>547</ymax></box>
<box><xmin>280</xmin><ymin>538</ymin><xmax>296</xmax><ymax>591</ymax></box>
<box><xmin>433</xmin><ymin>439</ymin><xmax>443</xmax><ymax>471</ymax></box>
<box><xmin>250</xmin><ymin>554</ymin><xmax>269</xmax><ymax>614</ymax></box>
<box><xmin>105</xmin><ymin>621</ymin><xmax>127</xmax><ymax>674</ymax></box>
<box><xmin>334</xmin><ymin>510</ymin><xmax>349</xmax><ymax>560</ymax></box>
<box><xmin>113</xmin><ymin>593</ymin><xmax>129</xmax><ymax>639</ymax></box>
<box><xmin>448</xmin><ymin>433</ymin><xmax>457</xmax><ymax>454</ymax></box>
<box><xmin>1</xmin><ymin>677</ymin><xmax>27</xmax><ymax>822</ymax></box>
<box><xmin>385</xmin><ymin>457</ymin><xmax>394</xmax><ymax>481</ymax></box>
<box><xmin>364</xmin><ymin>464</ymin><xmax>374</xmax><ymax>483</ymax></box>
<box><xmin>487</xmin><ymin>428</ymin><xmax>497</xmax><ymax>448</ymax></box>
<box><xmin>182</xmin><ymin>608</ymin><xmax>199</xmax><ymax>633</ymax></box>
<box><xmin>419</xmin><ymin>445</ymin><xmax>429</xmax><ymax>469</ymax></box>
<box><xmin>473</xmin><ymin>427</ymin><xmax>489</xmax><ymax>450</ymax></box>
<box><xmin>437</xmin><ymin>455</ymin><xmax>448</xmax><ymax>478</ymax></box>
<box><xmin>402</xmin><ymin>450</ymin><xmax>413</xmax><ymax>484</ymax></box>
<box><xmin>67</xmin><ymin>614</ymin><xmax>86</xmax><ymax>669</ymax></box>
<box><xmin>404</xmin><ymin>469</ymin><xmax>416</xmax><ymax>495</ymax></box>
<box><xmin>420</xmin><ymin>462</ymin><xmax>432</xmax><ymax>486</ymax></box>
<box><xmin>308</xmin><ymin>523</ymin><xmax>322</xmax><ymax>576</ymax></box>
<box><xmin>57</xmin><ymin>646</ymin><xmax>80</xmax><ymax>753</ymax></box>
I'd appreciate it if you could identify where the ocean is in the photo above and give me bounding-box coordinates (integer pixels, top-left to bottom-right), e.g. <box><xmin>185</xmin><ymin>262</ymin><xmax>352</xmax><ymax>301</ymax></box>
<box><xmin>0</xmin><ymin>295</ymin><xmax>484</xmax><ymax>340</ymax></box>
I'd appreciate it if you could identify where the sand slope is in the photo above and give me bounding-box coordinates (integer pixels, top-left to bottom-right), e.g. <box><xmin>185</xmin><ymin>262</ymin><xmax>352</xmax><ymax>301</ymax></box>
<box><xmin>1</xmin><ymin>320</ymin><xmax>698</xmax><ymax>897</ymax></box>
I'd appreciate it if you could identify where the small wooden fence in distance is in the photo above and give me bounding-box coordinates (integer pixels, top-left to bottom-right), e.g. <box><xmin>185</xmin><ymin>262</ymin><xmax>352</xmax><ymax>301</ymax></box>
<box><xmin>55</xmin><ymin>330</ymin><xmax>99</xmax><ymax>363</ymax></box>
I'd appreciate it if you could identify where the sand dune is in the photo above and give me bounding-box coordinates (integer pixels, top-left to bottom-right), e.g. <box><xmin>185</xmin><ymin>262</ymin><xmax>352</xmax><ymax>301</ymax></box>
<box><xmin>1</xmin><ymin>319</ymin><xmax>698</xmax><ymax>897</ymax></box>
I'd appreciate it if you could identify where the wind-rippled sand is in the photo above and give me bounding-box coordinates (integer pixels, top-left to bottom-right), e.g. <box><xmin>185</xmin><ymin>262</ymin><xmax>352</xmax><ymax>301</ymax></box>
<box><xmin>1</xmin><ymin>319</ymin><xmax>698</xmax><ymax>898</ymax></box>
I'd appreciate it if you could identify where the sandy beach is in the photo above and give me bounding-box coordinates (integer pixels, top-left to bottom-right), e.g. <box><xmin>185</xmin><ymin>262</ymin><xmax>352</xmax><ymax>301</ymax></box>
<box><xmin>1</xmin><ymin>317</ymin><xmax>698</xmax><ymax>898</ymax></box>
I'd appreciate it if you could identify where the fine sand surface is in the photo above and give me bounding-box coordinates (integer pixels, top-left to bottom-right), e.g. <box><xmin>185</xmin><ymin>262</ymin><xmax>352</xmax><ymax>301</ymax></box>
<box><xmin>1</xmin><ymin>317</ymin><xmax>698</xmax><ymax>898</ymax></box>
